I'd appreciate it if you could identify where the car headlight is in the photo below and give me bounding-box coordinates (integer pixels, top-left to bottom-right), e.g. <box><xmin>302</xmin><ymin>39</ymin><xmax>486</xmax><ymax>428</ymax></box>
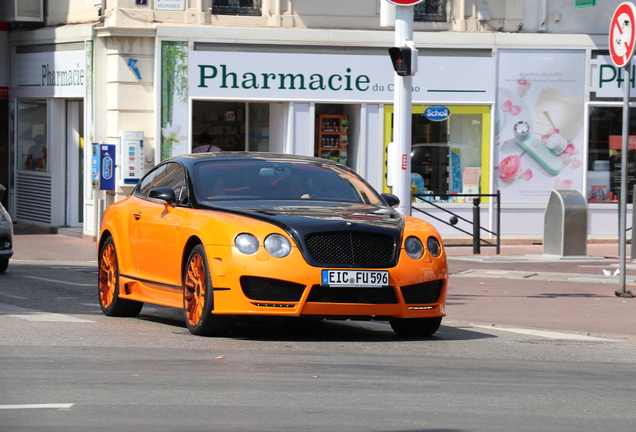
<box><xmin>404</xmin><ymin>236</ymin><xmax>424</xmax><ymax>260</ymax></box>
<box><xmin>264</xmin><ymin>234</ymin><xmax>291</xmax><ymax>258</ymax></box>
<box><xmin>235</xmin><ymin>233</ymin><xmax>259</xmax><ymax>255</ymax></box>
<box><xmin>427</xmin><ymin>236</ymin><xmax>442</xmax><ymax>257</ymax></box>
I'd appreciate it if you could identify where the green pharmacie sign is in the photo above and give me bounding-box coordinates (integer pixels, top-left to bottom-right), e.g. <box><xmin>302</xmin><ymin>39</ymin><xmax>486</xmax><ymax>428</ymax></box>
<box><xmin>188</xmin><ymin>50</ymin><xmax>496</xmax><ymax>103</ymax></box>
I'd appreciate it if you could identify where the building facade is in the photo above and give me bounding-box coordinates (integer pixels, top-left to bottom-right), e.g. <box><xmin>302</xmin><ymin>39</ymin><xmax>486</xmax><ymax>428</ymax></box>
<box><xmin>0</xmin><ymin>0</ymin><xmax>632</xmax><ymax>241</ymax></box>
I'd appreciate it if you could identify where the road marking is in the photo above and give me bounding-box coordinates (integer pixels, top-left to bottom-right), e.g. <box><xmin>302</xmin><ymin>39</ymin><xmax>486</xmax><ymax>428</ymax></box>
<box><xmin>471</xmin><ymin>325</ymin><xmax>618</xmax><ymax>342</ymax></box>
<box><xmin>0</xmin><ymin>292</ymin><xmax>28</xmax><ymax>300</ymax></box>
<box><xmin>0</xmin><ymin>403</ymin><xmax>74</xmax><ymax>410</ymax></box>
<box><xmin>0</xmin><ymin>303</ymin><xmax>95</xmax><ymax>323</ymax></box>
<box><xmin>24</xmin><ymin>276</ymin><xmax>94</xmax><ymax>287</ymax></box>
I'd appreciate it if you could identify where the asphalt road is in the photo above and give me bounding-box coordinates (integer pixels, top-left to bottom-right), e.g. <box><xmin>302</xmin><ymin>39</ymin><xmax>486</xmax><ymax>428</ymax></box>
<box><xmin>1</xmin><ymin>260</ymin><xmax>636</xmax><ymax>431</ymax></box>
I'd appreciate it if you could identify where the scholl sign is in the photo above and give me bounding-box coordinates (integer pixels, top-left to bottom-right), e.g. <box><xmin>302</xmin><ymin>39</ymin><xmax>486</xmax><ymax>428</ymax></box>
<box><xmin>423</xmin><ymin>106</ymin><xmax>451</xmax><ymax>122</ymax></box>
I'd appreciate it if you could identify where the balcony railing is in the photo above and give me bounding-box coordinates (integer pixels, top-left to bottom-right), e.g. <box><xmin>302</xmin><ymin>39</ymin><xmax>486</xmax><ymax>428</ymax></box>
<box><xmin>211</xmin><ymin>0</ymin><xmax>262</xmax><ymax>16</ymax></box>
<box><xmin>414</xmin><ymin>0</ymin><xmax>447</xmax><ymax>22</ymax></box>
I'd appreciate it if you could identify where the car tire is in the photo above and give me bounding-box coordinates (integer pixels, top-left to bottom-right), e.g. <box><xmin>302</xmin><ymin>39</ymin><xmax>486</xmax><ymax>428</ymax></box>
<box><xmin>389</xmin><ymin>317</ymin><xmax>442</xmax><ymax>336</ymax></box>
<box><xmin>0</xmin><ymin>258</ymin><xmax>8</xmax><ymax>273</ymax></box>
<box><xmin>183</xmin><ymin>244</ymin><xmax>234</xmax><ymax>336</ymax></box>
<box><xmin>98</xmin><ymin>237</ymin><xmax>143</xmax><ymax>317</ymax></box>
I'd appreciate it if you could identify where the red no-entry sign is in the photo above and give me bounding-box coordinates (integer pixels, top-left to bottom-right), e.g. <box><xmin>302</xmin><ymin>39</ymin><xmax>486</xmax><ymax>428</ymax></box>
<box><xmin>609</xmin><ymin>2</ymin><xmax>636</xmax><ymax>67</ymax></box>
<box><xmin>385</xmin><ymin>0</ymin><xmax>425</xmax><ymax>6</ymax></box>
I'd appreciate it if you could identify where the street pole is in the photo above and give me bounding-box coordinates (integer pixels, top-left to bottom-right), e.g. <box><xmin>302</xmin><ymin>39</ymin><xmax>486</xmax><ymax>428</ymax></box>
<box><xmin>393</xmin><ymin>6</ymin><xmax>414</xmax><ymax>216</ymax></box>
<box><xmin>618</xmin><ymin>65</ymin><xmax>629</xmax><ymax>296</ymax></box>
<box><xmin>607</xmin><ymin>2</ymin><xmax>636</xmax><ymax>297</ymax></box>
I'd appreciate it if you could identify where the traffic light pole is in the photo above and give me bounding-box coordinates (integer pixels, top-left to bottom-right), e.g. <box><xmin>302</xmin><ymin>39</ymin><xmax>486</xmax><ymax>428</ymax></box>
<box><xmin>393</xmin><ymin>6</ymin><xmax>415</xmax><ymax>216</ymax></box>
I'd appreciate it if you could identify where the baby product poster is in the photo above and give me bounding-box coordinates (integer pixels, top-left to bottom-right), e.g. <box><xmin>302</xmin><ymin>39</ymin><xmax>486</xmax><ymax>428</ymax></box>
<box><xmin>496</xmin><ymin>50</ymin><xmax>585</xmax><ymax>203</ymax></box>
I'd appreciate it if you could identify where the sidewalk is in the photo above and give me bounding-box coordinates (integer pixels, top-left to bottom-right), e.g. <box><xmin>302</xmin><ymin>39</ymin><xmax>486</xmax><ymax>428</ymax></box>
<box><xmin>8</xmin><ymin>228</ymin><xmax>636</xmax><ymax>338</ymax></box>
<box><xmin>11</xmin><ymin>226</ymin><xmax>97</xmax><ymax>263</ymax></box>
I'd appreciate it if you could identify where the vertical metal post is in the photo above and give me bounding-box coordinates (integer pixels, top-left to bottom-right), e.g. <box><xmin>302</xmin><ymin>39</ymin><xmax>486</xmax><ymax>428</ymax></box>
<box><xmin>618</xmin><ymin>65</ymin><xmax>629</xmax><ymax>296</ymax></box>
<box><xmin>632</xmin><ymin>185</ymin><xmax>636</xmax><ymax>261</ymax></box>
<box><xmin>496</xmin><ymin>190</ymin><xmax>501</xmax><ymax>255</ymax></box>
<box><xmin>473</xmin><ymin>197</ymin><xmax>481</xmax><ymax>254</ymax></box>
<box><xmin>393</xmin><ymin>6</ymin><xmax>414</xmax><ymax>216</ymax></box>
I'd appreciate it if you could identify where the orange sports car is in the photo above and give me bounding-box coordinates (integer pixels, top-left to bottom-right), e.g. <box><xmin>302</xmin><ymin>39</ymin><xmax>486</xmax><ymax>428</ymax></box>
<box><xmin>98</xmin><ymin>153</ymin><xmax>448</xmax><ymax>336</ymax></box>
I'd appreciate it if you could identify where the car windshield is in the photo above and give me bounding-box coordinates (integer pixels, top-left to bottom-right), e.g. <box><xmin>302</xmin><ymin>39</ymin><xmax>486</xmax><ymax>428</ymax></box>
<box><xmin>192</xmin><ymin>159</ymin><xmax>384</xmax><ymax>206</ymax></box>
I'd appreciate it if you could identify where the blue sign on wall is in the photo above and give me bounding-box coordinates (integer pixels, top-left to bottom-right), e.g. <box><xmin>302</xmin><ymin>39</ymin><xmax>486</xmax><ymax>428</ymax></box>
<box><xmin>99</xmin><ymin>144</ymin><xmax>116</xmax><ymax>191</ymax></box>
<box><xmin>92</xmin><ymin>144</ymin><xmax>99</xmax><ymax>181</ymax></box>
<box><xmin>423</xmin><ymin>106</ymin><xmax>451</xmax><ymax>122</ymax></box>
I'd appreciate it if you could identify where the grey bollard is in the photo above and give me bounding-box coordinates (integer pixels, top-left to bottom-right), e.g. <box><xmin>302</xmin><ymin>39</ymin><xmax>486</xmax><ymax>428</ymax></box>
<box><xmin>543</xmin><ymin>189</ymin><xmax>588</xmax><ymax>257</ymax></box>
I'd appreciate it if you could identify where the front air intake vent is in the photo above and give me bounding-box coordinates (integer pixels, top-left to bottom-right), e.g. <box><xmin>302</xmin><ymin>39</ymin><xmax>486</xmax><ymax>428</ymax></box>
<box><xmin>400</xmin><ymin>280</ymin><xmax>444</xmax><ymax>304</ymax></box>
<box><xmin>307</xmin><ymin>285</ymin><xmax>398</xmax><ymax>304</ymax></box>
<box><xmin>240</xmin><ymin>276</ymin><xmax>305</xmax><ymax>302</ymax></box>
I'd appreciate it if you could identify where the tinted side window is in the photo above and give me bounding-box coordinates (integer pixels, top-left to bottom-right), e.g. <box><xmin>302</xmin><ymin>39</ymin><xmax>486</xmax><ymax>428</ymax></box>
<box><xmin>152</xmin><ymin>163</ymin><xmax>186</xmax><ymax>203</ymax></box>
<box><xmin>137</xmin><ymin>169</ymin><xmax>159</xmax><ymax>197</ymax></box>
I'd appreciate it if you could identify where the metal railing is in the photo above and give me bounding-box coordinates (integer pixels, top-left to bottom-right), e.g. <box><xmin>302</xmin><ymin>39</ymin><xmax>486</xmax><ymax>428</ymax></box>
<box><xmin>414</xmin><ymin>0</ymin><xmax>447</xmax><ymax>22</ymax></box>
<box><xmin>411</xmin><ymin>191</ymin><xmax>501</xmax><ymax>254</ymax></box>
<box><xmin>211</xmin><ymin>0</ymin><xmax>262</xmax><ymax>16</ymax></box>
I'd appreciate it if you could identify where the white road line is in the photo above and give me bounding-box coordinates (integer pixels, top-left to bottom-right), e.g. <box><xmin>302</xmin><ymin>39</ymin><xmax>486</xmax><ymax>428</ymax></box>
<box><xmin>24</xmin><ymin>276</ymin><xmax>94</xmax><ymax>287</ymax></box>
<box><xmin>0</xmin><ymin>292</ymin><xmax>28</xmax><ymax>300</ymax></box>
<box><xmin>0</xmin><ymin>403</ymin><xmax>74</xmax><ymax>410</ymax></box>
<box><xmin>471</xmin><ymin>324</ymin><xmax>618</xmax><ymax>342</ymax></box>
<box><xmin>0</xmin><ymin>303</ymin><xmax>95</xmax><ymax>323</ymax></box>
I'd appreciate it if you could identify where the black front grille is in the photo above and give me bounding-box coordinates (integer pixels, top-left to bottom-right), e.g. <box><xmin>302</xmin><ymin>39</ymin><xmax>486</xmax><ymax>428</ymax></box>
<box><xmin>400</xmin><ymin>280</ymin><xmax>444</xmax><ymax>304</ymax></box>
<box><xmin>307</xmin><ymin>285</ymin><xmax>398</xmax><ymax>304</ymax></box>
<box><xmin>305</xmin><ymin>232</ymin><xmax>395</xmax><ymax>267</ymax></box>
<box><xmin>240</xmin><ymin>276</ymin><xmax>305</xmax><ymax>302</ymax></box>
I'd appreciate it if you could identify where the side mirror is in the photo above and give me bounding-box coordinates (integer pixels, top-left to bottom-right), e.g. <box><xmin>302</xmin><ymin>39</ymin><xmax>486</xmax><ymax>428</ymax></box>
<box><xmin>148</xmin><ymin>187</ymin><xmax>176</xmax><ymax>205</ymax></box>
<box><xmin>381</xmin><ymin>193</ymin><xmax>400</xmax><ymax>209</ymax></box>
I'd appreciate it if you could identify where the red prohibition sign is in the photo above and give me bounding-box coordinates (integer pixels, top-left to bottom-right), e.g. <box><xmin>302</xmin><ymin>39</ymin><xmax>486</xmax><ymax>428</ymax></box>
<box><xmin>609</xmin><ymin>2</ymin><xmax>636</xmax><ymax>67</ymax></box>
<box><xmin>385</xmin><ymin>0</ymin><xmax>425</xmax><ymax>6</ymax></box>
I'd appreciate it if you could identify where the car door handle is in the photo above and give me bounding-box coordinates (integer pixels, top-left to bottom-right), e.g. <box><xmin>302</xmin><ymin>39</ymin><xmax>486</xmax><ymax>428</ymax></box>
<box><xmin>133</xmin><ymin>212</ymin><xmax>142</xmax><ymax>220</ymax></box>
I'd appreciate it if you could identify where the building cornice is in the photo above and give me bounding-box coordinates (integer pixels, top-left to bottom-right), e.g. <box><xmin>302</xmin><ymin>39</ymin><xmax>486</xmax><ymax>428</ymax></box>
<box><xmin>155</xmin><ymin>24</ymin><xmax>608</xmax><ymax>50</ymax></box>
<box><xmin>95</xmin><ymin>26</ymin><xmax>157</xmax><ymax>39</ymax></box>
<box><xmin>8</xmin><ymin>24</ymin><xmax>95</xmax><ymax>45</ymax></box>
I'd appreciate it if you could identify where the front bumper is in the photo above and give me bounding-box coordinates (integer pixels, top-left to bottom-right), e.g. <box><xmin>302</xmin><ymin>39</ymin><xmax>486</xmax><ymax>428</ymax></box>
<box><xmin>205</xmin><ymin>244</ymin><xmax>448</xmax><ymax>319</ymax></box>
<box><xmin>0</xmin><ymin>222</ymin><xmax>13</xmax><ymax>260</ymax></box>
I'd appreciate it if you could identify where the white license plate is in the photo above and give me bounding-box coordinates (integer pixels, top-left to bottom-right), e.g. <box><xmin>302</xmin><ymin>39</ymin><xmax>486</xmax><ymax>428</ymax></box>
<box><xmin>321</xmin><ymin>270</ymin><xmax>389</xmax><ymax>287</ymax></box>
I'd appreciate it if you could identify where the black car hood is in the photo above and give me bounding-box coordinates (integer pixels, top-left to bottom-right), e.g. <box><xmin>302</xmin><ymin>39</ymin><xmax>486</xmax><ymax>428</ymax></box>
<box><xmin>201</xmin><ymin>200</ymin><xmax>402</xmax><ymax>230</ymax></box>
<box><xmin>200</xmin><ymin>201</ymin><xmax>405</xmax><ymax>268</ymax></box>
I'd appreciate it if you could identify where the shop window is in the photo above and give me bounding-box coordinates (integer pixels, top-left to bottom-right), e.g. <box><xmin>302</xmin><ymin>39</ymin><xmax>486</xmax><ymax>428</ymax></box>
<box><xmin>385</xmin><ymin>105</ymin><xmax>489</xmax><ymax>202</ymax></box>
<box><xmin>315</xmin><ymin>104</ymin><xmax>349</xmax><ymax>166</ymax></box>
<box><xmin>17</xmin><ymin>100</ymin><xmax>48</xmax><ymax>172</ymax></box>
<box><xmin>587</xmin><ymin>106</ymin><xmax>636</xmax><ymax>203</ymax></box>
<box><xmin>211</xmin><ymin>0</ymin><xmax>261</xmax><ymax>15</ymax></box>
<box><xmin>414</xmin><ymin>0</ymin><xmax>447</xmax><ymax>23</ymax></box>
<box><xmin>192</xmin><ymin>101</ymin><xmax>269</xmax><ymax>152</ymax></box>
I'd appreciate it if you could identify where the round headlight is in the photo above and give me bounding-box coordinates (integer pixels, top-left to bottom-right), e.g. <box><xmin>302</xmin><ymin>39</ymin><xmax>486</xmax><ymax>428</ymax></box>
<box><xmin>235</xmin><ymin>233</ymin><xmax>259</xmax><ymax>255</ymax></box>
<box><xmin>427</xmin><ymin>236</ymin><xmax>442</xmax><ymax>257</ymax></box>
<box><xmin>405</xmin><ymin>236</ymin><xmax>424</xmax><ymax>260</ymax></box>
<box><xmin>264</xmin><ymin>234</ymin><xmax>291</xmax><ymax>258</ymax></box>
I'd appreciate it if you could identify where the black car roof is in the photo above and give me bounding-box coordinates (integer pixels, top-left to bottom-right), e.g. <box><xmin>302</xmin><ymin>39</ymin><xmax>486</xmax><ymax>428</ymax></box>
<box><xmin>162</xmin><ymin>152</ymin><xmax>346</xmax><ymax>170</ymax></box>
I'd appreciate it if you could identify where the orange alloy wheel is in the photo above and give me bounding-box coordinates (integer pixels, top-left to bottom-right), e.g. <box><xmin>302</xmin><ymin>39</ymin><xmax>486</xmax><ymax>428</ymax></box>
<box><xmin>97</xmin><ymin>237</ymin><xmax>143</xmax><ymax>317</ymax></box>
<box><xmin>99</xmin><ymin>242</ymin><xmax>117</xmax><ymax>310</ymax></box>
<box><xmin>184</xmin><ymin>251</ymin><xmax>207</xmax><ymax>328</ymax></box>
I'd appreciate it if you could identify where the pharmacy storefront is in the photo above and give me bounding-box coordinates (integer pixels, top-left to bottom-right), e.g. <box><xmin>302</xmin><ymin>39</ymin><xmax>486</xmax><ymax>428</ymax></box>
<box><xmin>588</xmin><ymin>52</ymin><xmax>636</xmax><ymax>237</ymax></box>
<box><xmin>158</xmin><ymin>42</ymin><xmax>495</xmax><ymax>231</ymax></box>
<box><xmin>10</xmin><ymin>42</ymin><xmax>91</xmax><ymax>229</ymax></box>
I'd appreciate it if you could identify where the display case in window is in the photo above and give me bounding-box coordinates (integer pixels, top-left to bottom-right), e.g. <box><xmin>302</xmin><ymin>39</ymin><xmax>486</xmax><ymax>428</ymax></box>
<box><xmin>194</xmin><ymin>109</ymin><xmax>246</xmax><ymax>151</ymax></box>
<box><xmin>316</xmin><ymin>114</ymin><xmax>348</xmax><ymax>165</ymax></box>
